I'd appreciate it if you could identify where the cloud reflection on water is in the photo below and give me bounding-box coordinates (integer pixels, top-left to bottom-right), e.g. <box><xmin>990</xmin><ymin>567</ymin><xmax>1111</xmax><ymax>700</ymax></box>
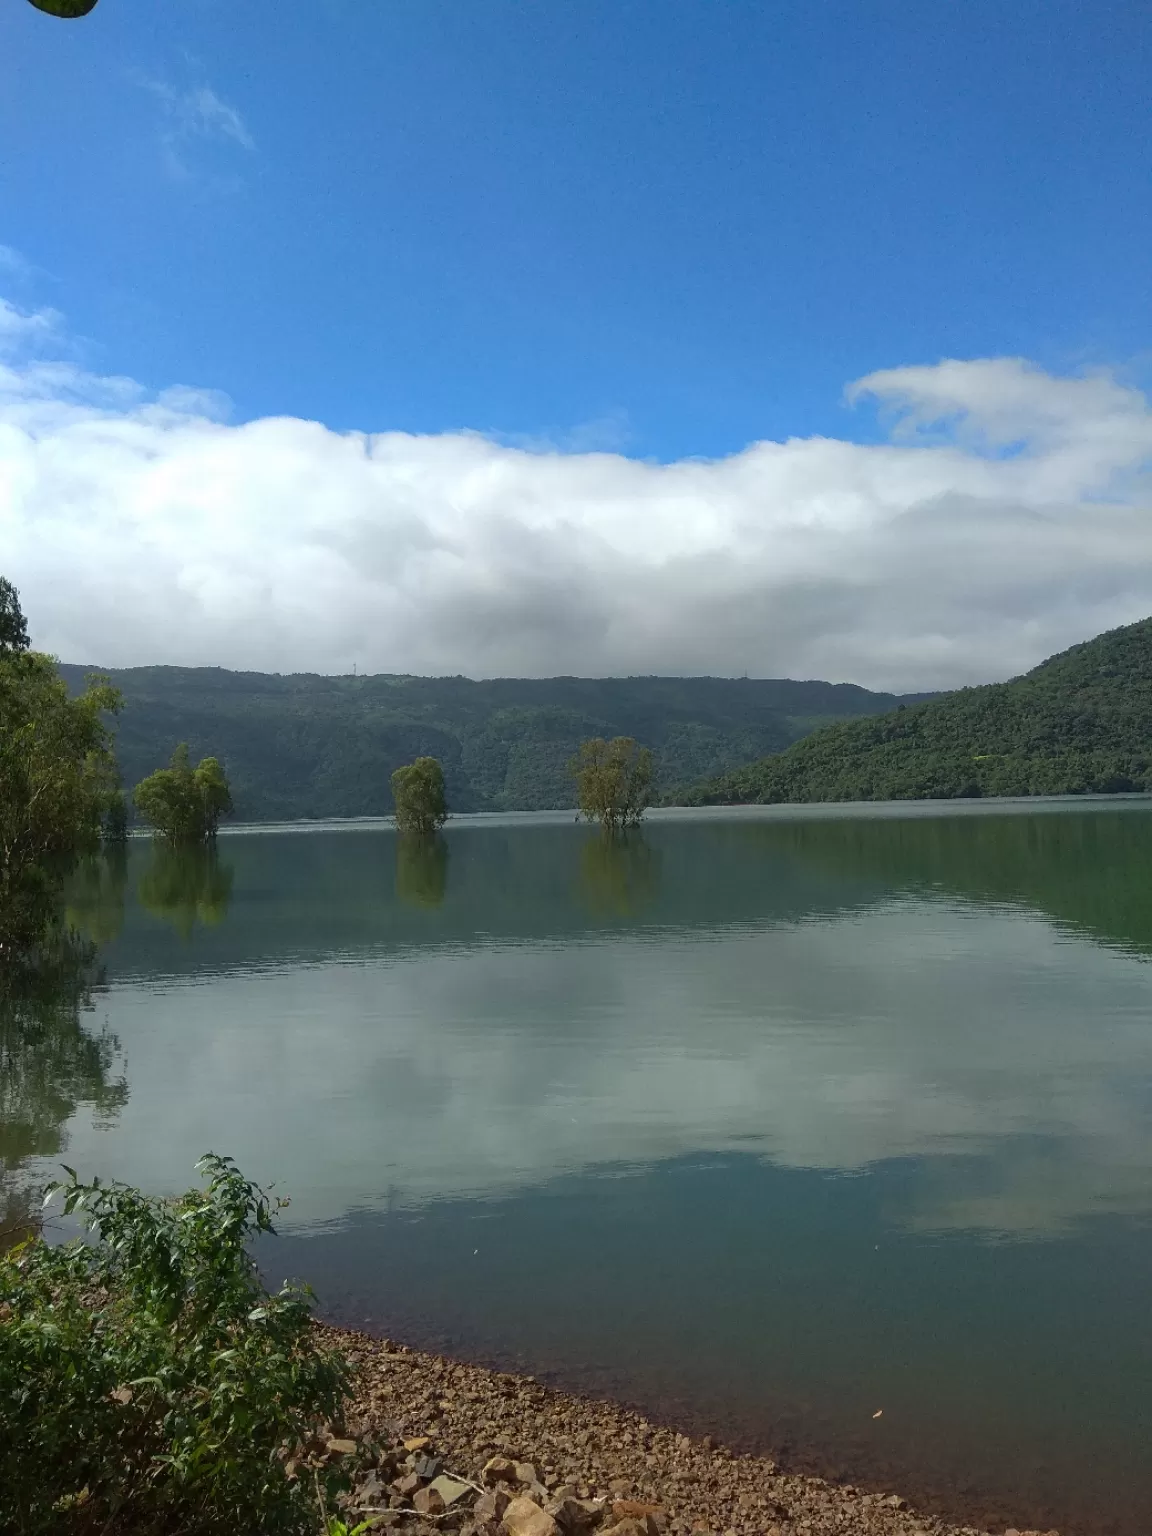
<box><xmin>52</xmin><ymin>891</ymin><xmax>1152</xmax><ymax>1240</ymax></box>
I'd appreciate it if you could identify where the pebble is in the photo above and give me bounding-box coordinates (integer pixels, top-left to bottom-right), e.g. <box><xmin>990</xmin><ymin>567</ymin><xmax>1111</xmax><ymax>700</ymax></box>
<box><xmin>412</xmin><ymin>1486</ymin><xmax>446</xmax><ymax>1517</ymax></box>
<box><xmin>316</xmin><ymin>1321</ymin><xmax>1035</xmax><ymax>1536</ymax></box>
<box><xmin>504</xmin><ymin>1495</ymin><xmax>562</xmax><ymax>1536</ymax></box>
<box><xmin>483</xmin><ymin>1455</ymin><xmax>520</xmax><ymax>1485</ymax></box>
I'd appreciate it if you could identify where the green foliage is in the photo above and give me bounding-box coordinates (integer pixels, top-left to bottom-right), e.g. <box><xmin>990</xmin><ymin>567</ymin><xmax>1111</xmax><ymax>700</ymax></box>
<box><xmin>391</xmin><ymin>755</ymin><xmax>448</xmax><ymax>834</ymax></box>
<box><xmin>0</xmin><ymin>577</ymin><xmax>30</xmax><ymax>656</ymax></box>
<box><xmin>133</xmin><ymin>743</ymin><xmax>233</xmax><ymax>843</ymax></box>
<box><xmin>103</xmin><ymin>788</ymin><xmax>129</xmax><ymax>843</ymax></box>
<box><xmin>0</xmin><ymin>640</ymin><xmax>122</xmax><ymax>950</ymax></box>
<box><xmin>682</xmin><ymin>616</ymin><xmax>1152</xmax><ymax>806</ymax></box>
<box><xmin>138</xmin><ymin>842</ymin><xmax>234</xmax><ymax>938</ymax></box>
<box><xmin>56</xmin><ymin>664</ymin><xmax>921</xmax><ymax>818</ymax></box>
<box><xmin>572</xmin><ymin>736</ymin><xmax>654</xmax><ymax>831</ymax></box>
<box><xmin>395</xmin><ymin>832</ymin><xmax>448</xmax><ymax>908</ymax></box>
<box><xmin>26</xmin><ymin>0</ymin><xmax>100</xmax><ymax>14</ymax></box>
<box><xmin>0</xmin><ymin>1155</ymin><xmax>352</xmax><ymax>1535</ymax></box>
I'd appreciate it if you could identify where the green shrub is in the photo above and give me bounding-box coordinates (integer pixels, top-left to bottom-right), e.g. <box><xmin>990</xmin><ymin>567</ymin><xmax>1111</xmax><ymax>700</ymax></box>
<box><xmin>390</xmin><ymin>756</ymin><xmax>448</xmax><ymax>834</ymax></box>
<box><xmin>571</xmin><ymin>736</ymin><xmax>653</xmax><ymax>832</ymax></box>
<box><xmin>0</xmin><ymin>1155</ymin><xmax>352</xmax><ymax>1534</ymax></box>
<box><xmin>133</xmin><ymin>744</ymin><xmax>233</xmax><ymax>844</ymax></box>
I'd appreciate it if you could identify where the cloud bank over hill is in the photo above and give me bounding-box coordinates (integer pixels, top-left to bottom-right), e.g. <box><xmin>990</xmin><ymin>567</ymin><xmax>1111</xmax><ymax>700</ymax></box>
<box><xmin>2</xmin><ymin>293</ymin><xmax>1152</xmax><ymax>692</ymax></box>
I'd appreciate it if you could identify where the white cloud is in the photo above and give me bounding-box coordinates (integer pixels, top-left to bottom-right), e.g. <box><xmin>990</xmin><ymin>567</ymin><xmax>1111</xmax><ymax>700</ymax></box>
<box><xmin>1</xmin><ymin>305</ymin><xmax>1152</xmax><ymax>690</ymax></box>
<box><xmin>138</xmin><ymin>78</ymin><xmax>255</xmax><ymax>180</ymax></box>
<box><xmin>0</xmin><ymin>296</ymin><xmax>63</xmax><ymax>353</ymax></box>
<box><xmin>0</xmin><ymin>246</ymin><xmax>33</xmax><ymax>279</ymax></box>
<box><xmin>179</xmin><ymin>85</ymin><xmax>255</xmax><ymax>151</ymax></box>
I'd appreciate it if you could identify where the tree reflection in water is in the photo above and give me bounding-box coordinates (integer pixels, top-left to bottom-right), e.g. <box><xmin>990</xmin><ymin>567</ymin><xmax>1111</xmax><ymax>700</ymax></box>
<box><xmin>0</xmin><ymin>925</ymin><xmax>126</xmax><ymax>1248</ymax></box>
<box><xmin>577</xmin><ymin>831</ymin><xmax>661</xmax><ymax>919</ymax></box>
<box><xmin>395</xmin><ymin>833</ymin><xmax>448</xmax><ymax>910</ymax></box>
<box><xmin>138</xmin><ymin>843</ymin><xmax>234</xmax><ymax>940</ymax></box>
<box><xmin>65</xmin><ymin>843</ymin><xmax>129</xmax><ymax>947</ymax></box>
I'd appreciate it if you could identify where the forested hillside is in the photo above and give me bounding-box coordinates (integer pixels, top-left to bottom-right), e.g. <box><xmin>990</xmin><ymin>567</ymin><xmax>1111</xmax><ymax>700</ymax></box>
<box><xmin>680</xmin><ymin>617</ymin><xmax>1152</xmax><ymax>806</ymax></box>
<box><xmin>57</xmin><ymin>665</ymin><xmax>924</xmax><ymax>821</ymax></box>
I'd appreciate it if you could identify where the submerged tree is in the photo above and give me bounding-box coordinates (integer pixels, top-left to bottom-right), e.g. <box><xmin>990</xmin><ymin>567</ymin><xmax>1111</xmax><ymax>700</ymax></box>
<box><xmin>572</xmin><ymin>736</ymin><xmax>654</xmax><ymax>833</ymax></box>
<box><xmin>133</xmin><ymin>745</ymin><xmax>232</xmax><ymax>843</ymax></box>
<box><xmin>390</xmin><ymin>756</ymin><xmax>448</xmax><ymax>834</ymax></box>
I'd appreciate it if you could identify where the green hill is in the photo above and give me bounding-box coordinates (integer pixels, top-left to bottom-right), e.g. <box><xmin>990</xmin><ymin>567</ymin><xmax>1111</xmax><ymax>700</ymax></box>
<box><xmin>56</xmin><ymin>665</ymin><xmax>925</xmax><ymax>822</ymax></box>
<box><xmin>679</xmin><ymin>617</ymin><xmax>1152</xmax><ymax>806</ymax></box>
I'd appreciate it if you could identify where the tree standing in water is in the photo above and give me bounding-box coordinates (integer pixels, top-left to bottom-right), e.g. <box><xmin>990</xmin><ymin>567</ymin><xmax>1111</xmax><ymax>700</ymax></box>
<box><xmin>133</xmin><ymin>745</ymin><xmax>232</xmax><ymax>843</ymax></box>
<box><xmin>391</xmin><ymin>757</ymin><xmax>449</xmax><ymax>834</ymax></box>
<box><xmin>572</xmin><ymin>736</ymin><xmax>654</xmax><ymax>832</ymax></box>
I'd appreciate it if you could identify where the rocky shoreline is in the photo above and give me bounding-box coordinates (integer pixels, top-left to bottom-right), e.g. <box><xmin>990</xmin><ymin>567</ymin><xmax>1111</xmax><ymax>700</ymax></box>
<box><xmin>318</xmin><ymin>1324</ymin><xmax>1056</xmax><ymax>1536</ymax></box>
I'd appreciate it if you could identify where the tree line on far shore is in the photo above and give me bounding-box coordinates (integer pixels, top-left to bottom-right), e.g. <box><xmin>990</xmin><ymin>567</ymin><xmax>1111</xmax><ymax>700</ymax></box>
<box><xmin>1</xmin><ymin>569</ymin><xmax>657</xmax><ymax>953</ymax></box>
<box><xmin>682</xmin><ymin>614</ymin><xmax>1152</xmax><ymax>807</ymax></box>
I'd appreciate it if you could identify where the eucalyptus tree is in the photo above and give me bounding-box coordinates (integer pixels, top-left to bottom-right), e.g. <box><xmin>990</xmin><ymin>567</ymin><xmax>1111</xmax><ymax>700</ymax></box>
<box><xmin>0</xmin><ymin>582</ymin><xmax>122</xmax><ymax>948</ymax></box>
<box><xmin>133</xmin><ymin>745</ymin><xmax>233</xmax><ymax>843</ymax></box>
<box><xmin>571</xmin><ymin>736</ymin><xmax>654</xmax><ymax>832</ymax></box>
<box><xmin>0</xmin><ymin>578</ymin><xmax>30</xmax><ymax>656</ymax></box>
<box><xmin>390</xmin><ymin>756</ymin><xmax>448</xmax><ymax>834</ymax></box>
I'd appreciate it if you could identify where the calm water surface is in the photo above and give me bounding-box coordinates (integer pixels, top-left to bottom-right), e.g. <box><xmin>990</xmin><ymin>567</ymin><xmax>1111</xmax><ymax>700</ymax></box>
<box><xmin>10</xmin><ymin>801</ymin><xmax>1152</xmax><ymax>1534</ymax></box>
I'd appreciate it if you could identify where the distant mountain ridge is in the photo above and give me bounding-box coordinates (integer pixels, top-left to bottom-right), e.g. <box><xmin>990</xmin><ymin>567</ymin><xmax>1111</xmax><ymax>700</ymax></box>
<box><xmin>678</xmin><ymin>616</ymin><xmax>1152</xmax><ymax>806</ymax></box>
<box><xmin>56</xmin><ymin>664</ymin><xmax>931</xmax><ymax>821</ymax></box>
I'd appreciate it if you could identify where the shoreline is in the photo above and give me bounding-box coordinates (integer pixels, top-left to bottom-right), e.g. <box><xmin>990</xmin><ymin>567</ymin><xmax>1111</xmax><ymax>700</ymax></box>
<box><xmin>319</xmin><ymin>1322</ymin><xmax>1057</xmax><ymax>1536</ymax></box>
<box><xmin>209</xmin><ymin>790</ymin><xmax>1152</xmax><ymax>836</ymax></box>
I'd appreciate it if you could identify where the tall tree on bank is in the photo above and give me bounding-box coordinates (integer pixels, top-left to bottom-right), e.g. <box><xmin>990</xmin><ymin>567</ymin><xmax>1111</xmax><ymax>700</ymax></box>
<box><xmin>133</xmin><ymin>745</ymin><xmax>233</xmax><ymax>844</ymax></box>
<box><xmin>0</xmin><ymin>582</ymin><xmax>122</xmax><ymax>949</ymax></box>
<box><xmin>0</xmin><ymin>579</ymin><xmax>30</xmax><ymax>657</ymax></box>
<box><xmin>391</xmin><ymin>757</ymin><xmax>448</xmax><ymax>834</ymax></box>
<box><xmin>572</xmin><ymin>736</ymin><xmax>654</xmax><ymax>833</ymax></box>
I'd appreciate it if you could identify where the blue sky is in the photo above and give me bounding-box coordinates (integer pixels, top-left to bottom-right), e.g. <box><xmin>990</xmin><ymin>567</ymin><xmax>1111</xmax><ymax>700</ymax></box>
<box><xmin>3</xmin><ymin>0</ymin><xmax>1150</xmax><ymax>460</ymax></box>
<box><xmin>2</xmin><ymin>0</ymin><xmax>1152</xmax><ymax>685</ymax></box>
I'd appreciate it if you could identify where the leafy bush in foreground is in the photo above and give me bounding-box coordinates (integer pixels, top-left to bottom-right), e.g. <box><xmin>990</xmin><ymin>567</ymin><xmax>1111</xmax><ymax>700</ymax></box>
<box><xmin>0</xmin><ymin>1155</ymin><xmax>351</xmax><ymax>1535</ymax></box>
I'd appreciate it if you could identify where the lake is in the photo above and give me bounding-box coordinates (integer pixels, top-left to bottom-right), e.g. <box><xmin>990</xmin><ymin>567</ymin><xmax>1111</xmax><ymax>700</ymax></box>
<box><xmin>9</xmin><ymin>800</ymin><xmax>1152</xmax><ymax>1535</ymax></box>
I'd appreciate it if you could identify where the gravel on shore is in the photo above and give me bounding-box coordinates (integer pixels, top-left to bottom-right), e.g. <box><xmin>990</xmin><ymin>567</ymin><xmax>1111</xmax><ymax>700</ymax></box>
<box><xmin>316</xmin><ymin>1323</ymin><xmax>1057</xmax><ymax>1536</ymax></box>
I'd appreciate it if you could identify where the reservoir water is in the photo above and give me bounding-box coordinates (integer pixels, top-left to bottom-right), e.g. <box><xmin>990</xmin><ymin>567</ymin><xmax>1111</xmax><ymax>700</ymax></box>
<box><xmin>9</xmin><ymin>801</ymin><xmax>1152</xmax><ymax>1534</ymax></box>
